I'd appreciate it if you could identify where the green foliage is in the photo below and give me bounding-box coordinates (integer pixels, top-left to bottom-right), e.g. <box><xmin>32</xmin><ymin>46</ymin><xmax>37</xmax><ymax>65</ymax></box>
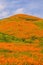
<box><xmin>22</xmin><ymin>62</ymin><xmax>29</xmax><ymax>65</ymax></box>
<box><xmin>20</xmin><ymin>51</ymin><xmax>32</xmax><ymax>57</ymax></box>
<box><xmin>22</xmin><ymin>62</ymin><xmax>34</xmax><ymax>65</ymax></box>
<box><xmin>34</xmin><ymin>21</ymin><xmax>43</xmax><ymax>30</ymax></box>
<box><xmin>25</xmin><ymin>18</ymin><xmax>37</xmax><ymax>21</ymax></box>
<box><xmin>5</xmin><ymin>63</ymin><xmax>17</xmax><ymax>65</ymax></box>
<box><xmin>0</xmin><ymin>32</ymin><xmax>22</xmax><ymax>42</ymax></box>
<box><xmin>0</xmin><ymin>32</ymin><xmax>14</xmax><ymax>42</ymax></box>
<box><xmin>0</xmin><ymin>32</ymin><xmax>39</xmax><ymax>44</ymax></box>
<box><xmin>19</xmin><ymin>17</ymin><xmax>38</xmax><ymax>21</ymax></box>
<box><xmin>24</xmin><ymin>36</ymin><xmax>38</xmax><ymax>43</ymax></box>
<box><xmin>38</xmin><ymin>37</ymin><xmax>43</xmax><ymax>47</ymax></box>
<box><xmin>31</xmin><ymin>36</ymin><xmax>38</xmax><ymax>40</ymax></box>
<box><xmin>40</xmin><ymin>49</ymin><xmax>43</xmax><ymax>54</ymax></box>
<box><xmin>0</xmin><ymin>49</ymin><xmax>12</xmax><ymax>53</ymax></box>
<box><xmin>25</xmin><ymin>38</ymin><xmax>33</xmax><ymax>43</ymax></box>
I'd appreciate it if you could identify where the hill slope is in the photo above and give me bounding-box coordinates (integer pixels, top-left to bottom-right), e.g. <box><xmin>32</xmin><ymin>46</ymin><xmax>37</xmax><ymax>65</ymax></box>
<box><xmin>0</xmin><ymin>14</ymin><xmax>43</xmax><ymax>65</ymax></box>
<box><xmin>0</xmin><ymin>14</ymin><xmax>43</xmax><ymax>38</ymax></box>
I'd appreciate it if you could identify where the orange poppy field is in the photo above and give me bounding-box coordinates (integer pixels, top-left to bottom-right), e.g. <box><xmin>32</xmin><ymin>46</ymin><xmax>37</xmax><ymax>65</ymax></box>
<box><xmin>0</xmin><ymin>14</ymin><xmax>43</xmax><ymax>65</ymax></box>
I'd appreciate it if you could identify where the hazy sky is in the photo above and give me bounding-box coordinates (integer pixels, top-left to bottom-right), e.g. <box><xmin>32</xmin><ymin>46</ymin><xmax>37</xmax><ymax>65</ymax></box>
<box><xmin>0</xmin><ymin>0</ymin><xmax>43</xmax><ymax>19</ymax></box>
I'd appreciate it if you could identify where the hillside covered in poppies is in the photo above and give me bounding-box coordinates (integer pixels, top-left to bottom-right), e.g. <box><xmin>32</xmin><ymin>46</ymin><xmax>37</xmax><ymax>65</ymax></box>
<box><xmin>0</xmin><ymin>14</ymin><xmax>43</xmax><ymax>65</ymax></box>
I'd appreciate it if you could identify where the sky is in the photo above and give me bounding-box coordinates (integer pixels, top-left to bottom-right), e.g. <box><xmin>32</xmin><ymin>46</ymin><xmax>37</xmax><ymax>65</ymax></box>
<box><xmin>0</xmin><ymin>0</ymin><xmax>43</xmax><ymax>19</ymax></box>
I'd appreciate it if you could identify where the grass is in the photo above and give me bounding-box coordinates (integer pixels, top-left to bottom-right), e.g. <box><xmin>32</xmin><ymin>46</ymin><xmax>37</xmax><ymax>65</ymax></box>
<box><xmin>38</xmin><ymin>37</ymin><xmax>43</xmax><ymax>47</ymax></box>
<box><xmin>22</xmin><ymin>62</ymin><xmax>34</xmax><ymax>65</ymax></box>
<box><xmin>32</xmin><ymin>54</ymin><xmax>39</xmax><ymax>61</ymax></box>
<box><xmin>20</xmin><ymin>51</ymin><xmax>32</xmax><ymax>57</ymax></box>
<box><xmin>0</xmin><ymin>32</ymin><xmax>20</xmax><ymax>42</ymax></box>
<box><xmin>0</xmin><ymin>49</ymin><xmax>12</xmax><ymax>53</ymax></box>
<box><xmin>0</xmin><ymin>49</ymin><xmax>32</xmax><ymax>58</ymax></box>
<box><xmin>0</xmin><ymin>32</ymin><xmax>43</xmax><ymax>47</ymax></box>
<box><xmin>25</xmin><ymin>18</ymin><xmax>38</xmax><ymax>21</ymax></box>
<box><xmin>5</xmin><ymin>51</ymin><xmax>32</xmax><ymax>58</ymax></box>
<box><xmin>0</xmin><ymin>32</ymin><xmax>38</xmax><ymax>44</ymax></box>
<box><xmin>22</xmin><ymin>62</ymin><xmax>30</xmax><ymax>65</ymax></box>
<box><xmin>0</xmin><ymin>49</ymin><xmax>13</xmax><ymax>58</ymax></box>
<box><xmin>3</xmin><ymin>62</ymin><xmax>17</xmax><ymax>65</ymax></box>
<box><xmin>34</xmin><ymin>21</ymin><xmax>43</xmax><ymax>30</ymax></box>
<box><xmin>40</xmin><ymin>49</ymin><xmax>43</xmax><ymax>54</ymax></box>
<box><xmin>0</xmin><ymin>62</ymin><xmax>35</xmax><ymax>65</ymax></box>
<box><xmin>24</xmin><ymin>36</ymin><xmax>38</xmax><ymax>43</ymax></box>
<box><xmin>0</xmin><ymin>32</ymin><xmax>21</xmax><ymax>42</ymax></box>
